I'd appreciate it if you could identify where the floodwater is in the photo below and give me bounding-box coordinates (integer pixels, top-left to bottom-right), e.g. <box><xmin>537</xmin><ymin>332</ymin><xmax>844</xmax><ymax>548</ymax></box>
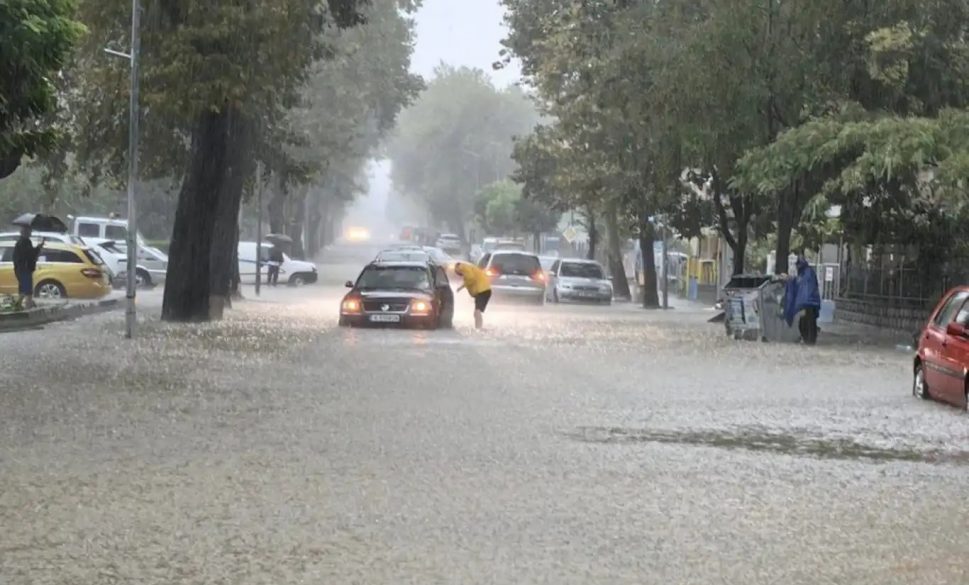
<box><xmin>1</xmin><ymin>242</ymin><xmax>967</xmax><ymax>584</ymax></box>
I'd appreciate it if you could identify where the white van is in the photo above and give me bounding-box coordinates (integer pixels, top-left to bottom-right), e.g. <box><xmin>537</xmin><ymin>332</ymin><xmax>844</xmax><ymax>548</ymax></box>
<box><xmin>238</xmin><ymin>242</ymin><xmax>318</xmax><ymax>286</ymax></box>
<box><xmin>72</xmin><ymin>216</ymin><xmax>144</xmax><ymax>244</ymax></box>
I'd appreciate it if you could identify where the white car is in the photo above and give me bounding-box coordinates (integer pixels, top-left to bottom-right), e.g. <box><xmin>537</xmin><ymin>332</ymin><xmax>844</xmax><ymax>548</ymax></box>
<box><xmin>85</xmin><ymin>238</ymin><xmax>168</xmax><ymax>287</ymax></box>
<box><xmin>238</xmin><ymin>242</ymin><xmax>318</xmax><ymax>286</ymax></box>
<box><xmin>546</xmin><ymin>258</ymin><xmax>613</xmax><ymax>304</ymax></box>
<box><xmin>435</xmin><ymin>233</ymin><xmax>463</xmax><ymax>256</ymax></box>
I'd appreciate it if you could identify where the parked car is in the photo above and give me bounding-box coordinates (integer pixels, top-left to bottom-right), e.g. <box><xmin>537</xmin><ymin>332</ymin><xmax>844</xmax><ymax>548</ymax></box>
<box><xmin>477</xmin><ymin>250</ymin><xmax>546</xmax><ymax>304</ymax></box>
<box><xmin>0</xmin><ymin>241</ymin><xmax>111</xmax><ymax>300</ymax></box>
<box><xmin>547</xmin><ymin>259</ymin><xmax>613</xmax><ymax>304</ymax></box>
<box><xmin>85</xmin><ymin>238</ymin><xmax>164</xmax><ymax>288</ymax></box>
<box><xmin>435</xmin><ymin>233</ymin><xmax>463</xmax><ymax>256</ymax></box>
<box><xmin>237</xmin><ymin>242</ymin><xmax>318</xmax><ymax>286</ymax></box>
<box><xmin>0</xmin><ymin>231</ymin><xmax>87</xmax><ymax>247</ymax></box>
<box><xmin>339</xmin><ymin>260</ymin><xmax>454</xmax><ymax>328</ymax></box>
<box><xmin>914</xmin><ymin>286</ymin><xmax>969</xmax><ymax>410</ymax></box>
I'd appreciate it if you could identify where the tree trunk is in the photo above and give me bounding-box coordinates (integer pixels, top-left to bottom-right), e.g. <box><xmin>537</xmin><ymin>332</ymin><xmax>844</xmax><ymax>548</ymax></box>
<box><xmin>306</xmin><ymin>191</ymin><xmax>321</xmax><ymax>257</ymax></box>
<box><xmin>733</xmin><ymin>227</ymin><xmax>747</xmax><ymax>275</ymax></box>
<box><xmin>640</xmin><ymin>219</ymin><xmax>660</xmax><ymax>308</ymax></box>
<box><xmin>605</xmin><ymin>201</ymin><xmax>631</xmax><ymax>300</ymax></box>
<box><xmin>208</xmin><ymin>123</ymin><xmax>248</xmax><ymax>319</ymax></box>
<box><xmin>287</xmin><ymin>187</ymin><xmax>306</xmax><ymax>259</ymax></box>
<box><xmin>586</xmin><ymin>210</ymin><xmax>598</xmax><ymax>260</ymax></box>
<box><xmin>162</xmin><ymin>107</ymin><xmax>239</xmax><ymax>322</ymax></box>
<box><xmin>775</xmin><ymin>185</ymin><xmax>798</xmax><ymax>275</ymax></box>
<box><xmin>268</xmin><ymin>178</ymin><xmax>286</xmax><ymax>235</ymax></box>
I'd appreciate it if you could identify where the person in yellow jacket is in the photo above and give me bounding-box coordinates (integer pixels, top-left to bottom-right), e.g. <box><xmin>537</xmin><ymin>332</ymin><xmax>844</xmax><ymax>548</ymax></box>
<box><xmin>454</xmin><ymin>262</ymin><xmax>492</xmax><ymax>329</ymax></box>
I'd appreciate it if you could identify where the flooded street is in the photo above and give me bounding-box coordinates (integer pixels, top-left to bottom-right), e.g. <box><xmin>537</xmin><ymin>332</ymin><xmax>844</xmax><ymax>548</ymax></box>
<box><xmin>2</xmin><ymin>246</ymin><xmax>968</xmax><ymax>585</ymax></box>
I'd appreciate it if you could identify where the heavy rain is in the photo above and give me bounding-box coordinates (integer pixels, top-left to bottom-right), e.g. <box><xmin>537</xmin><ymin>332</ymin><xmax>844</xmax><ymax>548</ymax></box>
<box><xmin>2</xmin><ymin>1</ymin><xmax>969</xmax><ymax>584</ymax></box>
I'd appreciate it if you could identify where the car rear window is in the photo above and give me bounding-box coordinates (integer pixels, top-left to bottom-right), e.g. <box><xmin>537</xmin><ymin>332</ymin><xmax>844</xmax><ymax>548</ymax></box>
<box><xmin>491</xmin><ymin>253</ymin><xmax>541</xmax><ymax>276</ymax></box>
<box><xmin>357</xmin><ymin>266</ymin><xmax>431</xmax><ymax>290</ymax></box>
<box><xmin>83</xmin><ymin>250</ymin><xmax>104</xmax><ymax>265</ymax></box>
<box><xmin>561</xmin><ymin>262</ymin><xmax>604</xmax><ymax>279</ymax></box>
<box><xmin>40</xmin><ymin>249</ymin><xmax>83</xmax><ymax>263</ymax></box>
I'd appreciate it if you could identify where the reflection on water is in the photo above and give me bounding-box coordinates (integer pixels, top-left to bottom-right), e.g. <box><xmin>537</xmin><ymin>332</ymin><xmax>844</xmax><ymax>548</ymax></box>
<box><xmin>567</xmin><ymin>426</ymin><xmax>969</xmax><ymax>465</ymax></box>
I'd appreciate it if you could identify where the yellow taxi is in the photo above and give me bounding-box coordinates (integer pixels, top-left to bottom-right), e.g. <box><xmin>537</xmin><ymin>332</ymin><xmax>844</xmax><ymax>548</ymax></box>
<box><xmin>0</xmin><ymin>241</ymin><xmax>112</xmax><ymax>300</ymax></box>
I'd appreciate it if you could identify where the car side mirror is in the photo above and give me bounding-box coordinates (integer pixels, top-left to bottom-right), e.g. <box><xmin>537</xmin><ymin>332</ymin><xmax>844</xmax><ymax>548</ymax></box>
<box><xmin>344</xmin><ymin>280</ymin><xmax>354</xmax><ymax>288</ymax></box>
<box><xmin>946</xmin><ymin>322</ymin><xmax>967</xmax><ymax>337</ymax></box>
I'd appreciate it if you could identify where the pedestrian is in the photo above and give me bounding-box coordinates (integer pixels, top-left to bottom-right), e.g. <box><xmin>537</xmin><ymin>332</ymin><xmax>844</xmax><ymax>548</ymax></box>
<box><xmin>783</xmin><ymin>256</ymin><xmax>822</xmax><ymax>345</ymax></box>
<box><xmin>454</xmin><ymin>261</ymin><xmax>492</xmax><ymax>329</ymax></box>
<box><xmin>13</xmin><ymin>226</ymin><xmax>44</xmax><ymax>308</ymax></box>
<box><xmin>267</xmin><ymin>244</ymin><xmax>283</xmax><ymax>286</ymax></box>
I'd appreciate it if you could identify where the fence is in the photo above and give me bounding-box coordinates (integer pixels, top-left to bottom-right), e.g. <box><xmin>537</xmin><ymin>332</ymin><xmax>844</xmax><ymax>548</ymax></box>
<box><xmin>839</xmin><ymin>264</ymin><xmax>969</xmax><ymax>309</ymax></box>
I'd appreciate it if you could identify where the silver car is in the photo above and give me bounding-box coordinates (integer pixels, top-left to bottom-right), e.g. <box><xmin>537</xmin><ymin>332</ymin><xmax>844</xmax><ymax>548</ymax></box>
<box><xmin>547</xmin><ymin>259</ymin><xmax>613</xmax><ymax>304</ymax></box>
<box><xmin>478</xmin><ymin>251</ymin><xmax>546</xmax><ymax>304</ymax></box>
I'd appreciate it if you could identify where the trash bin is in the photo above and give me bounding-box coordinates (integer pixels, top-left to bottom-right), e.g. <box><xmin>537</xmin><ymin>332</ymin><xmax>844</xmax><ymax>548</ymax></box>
<box><xmin>724</xmin><ymin>276</ymin><xmax>801</xmax><ymax>343</ymax></box>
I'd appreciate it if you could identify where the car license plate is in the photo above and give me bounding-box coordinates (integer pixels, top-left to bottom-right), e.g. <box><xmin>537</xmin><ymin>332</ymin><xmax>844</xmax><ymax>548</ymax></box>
<box><xmin>369</xmin><ymin>314</ymin><xmax>401</xmax><ymax>323</ymax></box>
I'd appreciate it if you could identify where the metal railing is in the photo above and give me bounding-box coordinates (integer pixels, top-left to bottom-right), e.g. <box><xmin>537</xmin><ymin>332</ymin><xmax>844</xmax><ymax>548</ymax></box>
<box><xmin>839</xmin><ymin>265</ymin><xmax>969</xmax><ymax>308</ymax></box>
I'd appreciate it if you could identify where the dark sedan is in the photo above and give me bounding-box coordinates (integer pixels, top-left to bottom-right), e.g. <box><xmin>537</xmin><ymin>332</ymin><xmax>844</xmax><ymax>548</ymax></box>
<box><xmin>339</xmin><ymin>261</ymin><xmax>454</xmax><ymax>329</ymax></box>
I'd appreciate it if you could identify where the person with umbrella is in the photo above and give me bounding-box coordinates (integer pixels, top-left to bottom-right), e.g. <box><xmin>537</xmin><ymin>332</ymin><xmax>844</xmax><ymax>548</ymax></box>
<box><xmin>13</xmin><ymin>225</ymin><xmax>45</xmax><ymax>308</ymax></box>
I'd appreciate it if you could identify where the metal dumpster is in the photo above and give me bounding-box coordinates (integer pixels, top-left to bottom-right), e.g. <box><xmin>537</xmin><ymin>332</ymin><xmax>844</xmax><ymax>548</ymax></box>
<box><xmin>724</xmin><ymin>276</ymin><xmax>802</xmax><ymax>343</ymax></box>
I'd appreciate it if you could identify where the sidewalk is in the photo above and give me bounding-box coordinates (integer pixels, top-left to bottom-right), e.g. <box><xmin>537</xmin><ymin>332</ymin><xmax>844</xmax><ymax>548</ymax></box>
<box><xmin>820</xmin><ymin>318</ymin><xmax>917</xmax><ymax>350</ymax></box>
<box><xmin>0</xmin><ymin>294</ymin><xmax>122</xmax><ymax>333</ymax></box>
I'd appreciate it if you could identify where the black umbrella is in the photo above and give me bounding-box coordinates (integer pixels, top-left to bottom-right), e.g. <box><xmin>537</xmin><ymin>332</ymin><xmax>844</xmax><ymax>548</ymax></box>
<box><xmin>11</xmin><ymin>213</ymin><xmax>68</xmax><ymax>233</ymax></box>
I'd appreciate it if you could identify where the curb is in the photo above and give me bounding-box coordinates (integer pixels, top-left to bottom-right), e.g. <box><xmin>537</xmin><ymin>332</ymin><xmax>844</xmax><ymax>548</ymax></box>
<box><xmin>0</xmin><ymin>298</ymin><xmax>121</xmax><ymax>332</ymax></box>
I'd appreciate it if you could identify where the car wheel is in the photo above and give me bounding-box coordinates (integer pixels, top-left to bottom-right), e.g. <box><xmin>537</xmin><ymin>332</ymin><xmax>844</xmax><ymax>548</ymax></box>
<box><xmin>964</xmin><ymin>379</ymin><xmax>969</xmax><ymax>412</ymax></box>
<box><xmin>913</xmin><ymin>362</ymin><xmax>929</xmax><ymax>400</ymax></box>
<box><xmin>136</xmin><ymin>269</ymin><xmax>152</xmax><ymax>288</ymax></box>
<box><xmin>35</xmin><ymin>280</ymin><xmax>67</xmax><ymax>300</ymax></box>
<box><xmin>289</xmin><ymin>274</ymin><xmax>307</xmax><ymax>287</ymax></box>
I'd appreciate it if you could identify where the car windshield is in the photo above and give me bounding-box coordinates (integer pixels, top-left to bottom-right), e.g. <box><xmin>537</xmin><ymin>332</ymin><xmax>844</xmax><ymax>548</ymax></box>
<box><xmin>560</xmin><ymin>262</ymin><xmax>604</xmax><ymax>279</ymax></box>
<box><xmin>491</xmin><ymin>253</ymin><xmax>540</xmax><ymax>276</ymax></box>
<box><xmin>357</xmin><ymin>266</ymin><xmax>431</xmax><ymax>290</ymax></box>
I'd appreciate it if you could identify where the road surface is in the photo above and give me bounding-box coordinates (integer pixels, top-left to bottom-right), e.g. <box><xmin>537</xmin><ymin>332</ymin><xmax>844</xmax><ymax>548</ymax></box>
<box><xmin>1</xmin><ymin>241</ymin><xmax>967</xmax><ymax>584</ymax></box>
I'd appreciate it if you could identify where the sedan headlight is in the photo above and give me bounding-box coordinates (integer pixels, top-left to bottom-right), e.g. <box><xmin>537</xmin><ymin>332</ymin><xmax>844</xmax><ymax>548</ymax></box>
<box><xmin>411</xmin><ymin>300</ymin><xmax>431</xmax><ymax>315</ymax></box>
<box><xmin>341</xmin><ymin>299</ymin><xmax>361</xmax><ymax>313</ymax></box>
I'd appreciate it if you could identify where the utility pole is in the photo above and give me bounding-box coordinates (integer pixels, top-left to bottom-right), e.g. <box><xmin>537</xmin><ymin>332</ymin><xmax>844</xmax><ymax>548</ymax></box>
<box><xmin>661</xmin><ymin>218</ymin><xmax>669</xmax><ymax>310</ymax></box>
<box><xmin>255</xmin><ymin>162</ymin><xmax>263</xmax><ymax>296</ymax></box>
<box><xmin>104</xmin><ymin>0</ymin><xmax>141</xmax><ymax>339</ymax></box>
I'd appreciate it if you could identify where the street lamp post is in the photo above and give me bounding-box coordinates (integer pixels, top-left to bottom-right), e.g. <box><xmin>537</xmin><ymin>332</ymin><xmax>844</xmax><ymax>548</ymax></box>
<box><xmin>255</xmin><ymin>162</ymin><xmax>263</xmax><ymax>296</ymax></box>
<box><xmin>105</xmin><ymin>0</ymin><xmax>141</xmax><ymax>339</ymax></box>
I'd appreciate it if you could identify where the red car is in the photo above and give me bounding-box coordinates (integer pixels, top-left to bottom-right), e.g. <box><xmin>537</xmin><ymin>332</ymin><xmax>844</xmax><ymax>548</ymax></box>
<box><xmin>914</xmin><ymin>286</ymin><xmax>969</xmax><ymax>410</ymax></box>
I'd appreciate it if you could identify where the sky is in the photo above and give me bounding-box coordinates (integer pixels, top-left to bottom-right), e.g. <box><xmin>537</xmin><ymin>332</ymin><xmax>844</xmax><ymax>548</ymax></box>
<box><xmin>410</xmin><ymin>0</ymin><xmax>522</xmax><ymax>87</ymax></box>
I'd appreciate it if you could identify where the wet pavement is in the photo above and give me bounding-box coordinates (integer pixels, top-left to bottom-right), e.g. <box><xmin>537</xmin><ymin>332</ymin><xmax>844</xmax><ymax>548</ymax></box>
<box><xmin>1</xmin><ymin>243</ymin><xmax>967</xmax><ymax>584</ymax></box>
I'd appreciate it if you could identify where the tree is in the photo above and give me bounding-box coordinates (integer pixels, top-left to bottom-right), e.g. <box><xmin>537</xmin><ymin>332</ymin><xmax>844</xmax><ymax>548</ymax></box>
<box><xmin>69</xmin><ymin>0</ymin><xmax>369</xmax><ymax>321</ymax></box>
<box><xmin>387</xmin><ymin>66</ymin><xmax>539</xmax><ymax>237</ymax></box>
<box><xmin>0</xmin><ymin>0</ymin><xmax>85</xmax><ymax>180</ymax></box>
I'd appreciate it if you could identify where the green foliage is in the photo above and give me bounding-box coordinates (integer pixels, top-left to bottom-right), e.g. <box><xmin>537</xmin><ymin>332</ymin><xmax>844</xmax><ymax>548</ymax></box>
<box><xmin>0</xmin><ymin>0</ymin><xmax>85</xmax><ymax>178</ymax></box>
<box><xmin>387</xmin><ymin>65</ymin><xmax>539</xmax><ymax>233</ymax></box>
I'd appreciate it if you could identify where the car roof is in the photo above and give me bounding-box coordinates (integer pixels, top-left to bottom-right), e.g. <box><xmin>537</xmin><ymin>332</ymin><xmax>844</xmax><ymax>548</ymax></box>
<box><xmin>0</xmin><ymin>240</ymin><xmax>88</xmax><ymax>251</ymax></box>
<box><xmin>490</xmin><ymin>249</ymin><xmax>537</xmax><ymax>257</ymax></box>
<box><xmin>560</xmin><ymin>258</ymin><xmax>600</xmax><ymax>264</ymax></box>
<box><xmin>369</xmin><ymin>260</ymin><xmax>436</xmax><ymax>269</ymax></box>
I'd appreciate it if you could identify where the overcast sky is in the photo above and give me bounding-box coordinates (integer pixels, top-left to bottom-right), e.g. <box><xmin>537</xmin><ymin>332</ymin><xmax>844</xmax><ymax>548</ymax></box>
<box><xmin>410</xmin><ymin>0</ymin><xmax>522</xmax><ymax>87</ymax></box>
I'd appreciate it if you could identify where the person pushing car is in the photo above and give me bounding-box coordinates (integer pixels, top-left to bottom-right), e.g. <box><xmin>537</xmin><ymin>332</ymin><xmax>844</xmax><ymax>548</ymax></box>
<box><xmin>454</xmin><ymin>262</ymin><xmax>492</xmax><ymax>329</ymax></box>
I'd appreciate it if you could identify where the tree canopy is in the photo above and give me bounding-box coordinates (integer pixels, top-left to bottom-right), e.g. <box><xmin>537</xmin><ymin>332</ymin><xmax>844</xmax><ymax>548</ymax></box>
<box><xmin>0</xmin><ymin>0</ymin><xmax>85</xmax><ymax>179</ymax></box>
<box><xmin>387</xmin><ymin>65</ymin><xmax>539</xmax><ymax>237</ymax></box>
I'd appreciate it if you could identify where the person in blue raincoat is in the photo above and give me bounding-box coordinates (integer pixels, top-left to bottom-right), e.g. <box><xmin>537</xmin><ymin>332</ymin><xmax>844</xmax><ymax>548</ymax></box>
<box><xmin>784</xmin><ymin>256</ymin><xmax>822</xmax><ymax>345</ymax></box>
